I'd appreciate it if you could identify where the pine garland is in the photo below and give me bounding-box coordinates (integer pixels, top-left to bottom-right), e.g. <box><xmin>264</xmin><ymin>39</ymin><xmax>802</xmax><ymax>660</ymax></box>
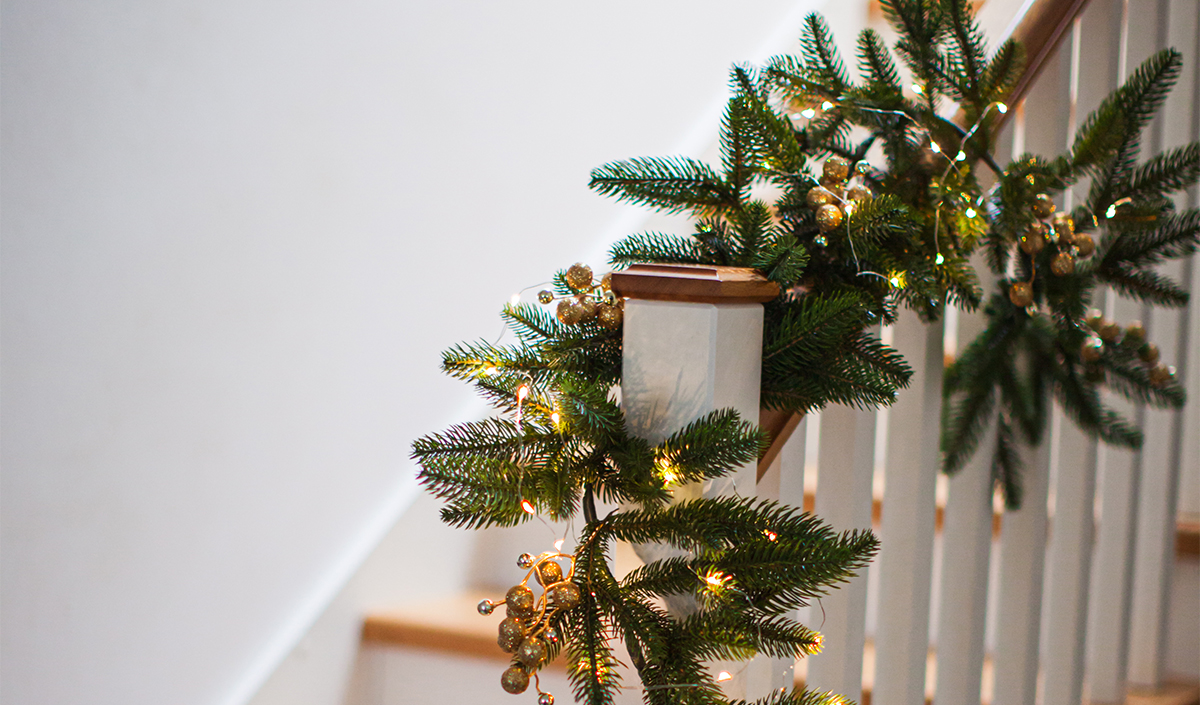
<box><xmin>413</xmin><ymin>1</ymin><xmax>1197</xmax><ymax>702</ymax></box>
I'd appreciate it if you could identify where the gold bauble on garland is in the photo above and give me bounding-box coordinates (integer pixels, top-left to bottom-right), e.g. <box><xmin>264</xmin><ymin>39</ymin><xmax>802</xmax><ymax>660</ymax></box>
<box><xmin>806</xmin><ymin>186</ymin><xmax>835</xmax><ymax>208</ymax></box>
<box><xmin>1009</xmin><ymin>281</ymin><xmax>1033</xmax><ymax>307</ymax></box>
<box><xmin>1033</xmin><ymin>193</ymin><xmax>1056</xmax><ymax>219</ymax></box>
<box><xmin>823</xmin><ymin>155</ymin><xmax>851</xmax><ymax>181</ymax></box>
<box><xmin>1139</xmin><ymin>342</ymin><xmax>1160</xmax><ymax>364</ymax></box>
<box><xmin>480</xmin><ymin>552</ymin><xmax>578</xmax><ymax>703</ymax></box>
<box><xmin>555</xmin><ymin>299</ymin><xmax>581</xmax><ymax>325</ymax></box>
<box><xmin>1020</xmin><ymin>224</ymin><xmax>1047</xmax><ymax>254</ymax></box>
<box><xmin>1050</xmin><ymin>252</ymin><xmax>1075</xmax><ymax>276</ymax></box>
<box><xmin>816</xmin><ymin>203</ymin><xmax>844</xmax><ymax>232</ymax></box>
<box><xmin>501</xmin><ymin>666</ymin><xmax>530</xmax><ymax>694</ymax></box>
<box><xmin>1149</xmin><ymin>364</ymin><xmax>1175</xmax><ymax>387</ymax></box>
<box><xmin>1074</xmin><ymin>233</ymin><xmax>1095</xmax><ymax>257</ymax></box>
<box><xmin>1080</xmin><ymin>337</ymin><xmax>1104</xmax><ymax>362</ymax></box>
<box><xmin>597</xmin><ymin>303</ymin><xmax>623</xmax><ymax>330</ymax></box>
<box><xmin>565</xmin><ymin>263</ymin><xmax>593</xmax><ymax>292</ymax></box>
<box><xmin>1123</xmin><ymin>321</ymin><xmax>1145</xmax><ymax>346</ymax></box>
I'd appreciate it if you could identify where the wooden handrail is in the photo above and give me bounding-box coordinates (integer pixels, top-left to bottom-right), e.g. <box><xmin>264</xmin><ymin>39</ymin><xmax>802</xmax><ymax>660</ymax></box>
<box><xmin>985</xmin><ymin>0</ymin><xmax>1094</xmax><ymax>129</ymax></box>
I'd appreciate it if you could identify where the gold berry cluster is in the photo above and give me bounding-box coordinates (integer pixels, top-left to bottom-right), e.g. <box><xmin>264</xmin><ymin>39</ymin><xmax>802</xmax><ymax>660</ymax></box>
<box><xmin>477</xmin><ymin>552</ymin><xmax>582</xmax><ymax>703</ymax></box>
<box><xmin>804</xmin><ymin>155</ymin><xmax>873</xmax><ymax>247</ymax></box>
<box><xmin>539</xmin><ymin>263</ymin><xmax>623</xmax><ymax>330</ymax></box>
<box><xmin>1078</xmin><ymin>311</ymin><xmax>1176</xmax><ymax>387</ymax></box>
<box><xmin>1010</xmin><ymin>194</ymin><xmax>1097</xmax><ymax>307</ymax></box>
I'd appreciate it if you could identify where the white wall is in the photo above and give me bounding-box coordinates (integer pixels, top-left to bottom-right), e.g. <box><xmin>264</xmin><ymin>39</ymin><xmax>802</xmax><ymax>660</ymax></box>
<box><xmin>0</xmin><ymin>2</ymin><xmax>828</xmax><ymax>704</ymax></box>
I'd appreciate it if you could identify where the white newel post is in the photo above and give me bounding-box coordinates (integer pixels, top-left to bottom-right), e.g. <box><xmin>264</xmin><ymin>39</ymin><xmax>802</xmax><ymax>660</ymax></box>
<box><xmin>613</xmin><ymin>264</ymin><xmax>781</xmax><ymax>701</ymax></box>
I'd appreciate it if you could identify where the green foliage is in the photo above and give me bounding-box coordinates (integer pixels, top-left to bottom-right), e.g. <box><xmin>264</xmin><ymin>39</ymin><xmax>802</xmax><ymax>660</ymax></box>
<box><xmin>415</xmin><ymin>3</ymin><xmax>1198</xmax><ymax>703</ymax></box>
<box><xmin>414</xmin><ymin>257</ymin><xmax>877</xmax><ymax>703</ymax></box>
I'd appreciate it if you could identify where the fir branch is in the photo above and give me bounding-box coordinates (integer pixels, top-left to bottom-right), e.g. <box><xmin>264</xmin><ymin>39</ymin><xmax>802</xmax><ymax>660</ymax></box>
<box><xmin>991</xmin><ymin>414</ymin><xmax>1023</xmax><ymax>509</ymax></box>
<box><xmin>1100</xmin><ymin>264</ymin><xmax>1189</xmax><ymax>307</ymax></box>
<box><xmin>1053</xmin><ymin>366</ymin><xmax>1142</xmax><ymax>447</ymax></box>
<box><xmin>1101</xmin><ymin>208</ymin><xmax>1200</xmax><ymax>268</ymax></box>
<box><xmin>856</xmin><ymin>29</ymin><xmax>904</xmax><ymax>100</ymax></box>
<box><xmin>609</xmin><ymin>232</ymin><xmax>713</xmax><ymax>267</ymax></box>
<box><xmin>1120</xmin><ymin>142</ymin><xmax>1200</xmax><ymax>201</ymax></box>
<box><xmin>656</xmin><ymin>409</ymin><xmax>767</xmax><ymax>487</ymax></box>
<box><xmin>589</xmin><ymin>157</ymin><xmax>737</xmax><ymax>215</ymax></box>
<box><xmin>940</xmin><ymin>0</ymin><xmax>987</xmax><ymax>104</ymax></box>
<box><xmin>1105</xmin><ymin>357</ymin><xmax>1186</xmax><ymax>408</ymax></box>
<box><xmin>730</xmin><ymin>689</ymin><xmax>855</xmax><ymax>705</ymax></box>
<box><xmin>799</xmin><ymin>13</ymin><xmax>852</xmax><ymax>96</ymax></box>
<box><xmin>980</xmin><ymin>39</ymin><xmax>1024</xmax><ymax>103</ymax></box>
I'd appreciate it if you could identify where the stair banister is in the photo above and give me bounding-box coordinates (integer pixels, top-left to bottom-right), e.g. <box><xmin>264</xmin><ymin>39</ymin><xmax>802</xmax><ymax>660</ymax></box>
<box><xmin>611</xmin><ymin>263</ymin><xmax>787</xmax><ymax>700</ymax></box>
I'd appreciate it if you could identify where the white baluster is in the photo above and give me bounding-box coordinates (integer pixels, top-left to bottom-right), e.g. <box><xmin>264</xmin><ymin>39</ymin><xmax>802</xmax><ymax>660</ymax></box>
<box><xmin>992</xmin><ymin>437</ymin><xmax>1051</xmax><ymax>705</ymax></box>
<box><xmin>806</xmin><ymin>402</ymin><xmax>876</xmax><ymax>703</ymax></box>
<box><xmin>874</xmin><ymin>313</ymin><xmax>943</xmax><ymax>705</ymax></box>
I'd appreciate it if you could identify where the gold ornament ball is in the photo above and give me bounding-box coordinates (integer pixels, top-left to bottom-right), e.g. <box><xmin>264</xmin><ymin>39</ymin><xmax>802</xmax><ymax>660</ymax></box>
<box><xmin>818</xmin><ymin>177</ymin><xmax>846</xmax><ymax>198</ymax></box>
<box><xmin>517</xmin><ymin>553</ymin><xmax>536</xmax><ymax>569</ymax></box>
<box><xmin>1009</xmin><ymin>281</ymin><xmax>1034</xmax><ymax>308</ymax></box>
<box><xmin>548</xmin><ymin>582</ymin><xmax>582</xmax><ymax>610</ymax></box>
<box><xmin>1138</xmin><ymin>342</ymin><xmax>1160</xmax><ymax>364</ymax></box>
<box><xmin>1073</xmin><ymin>233</ymin><xmax>1095</xmax><ymax>257</ymax></box>
<box><xmin>847</xmin><ymin>185</ymin><xmax>872</xmax><ymax>202</ymax></box>
<box><xmin>498</xmin><ymin>617</ymin><xmax>527</xmax><ymax>653</ymax></box>
<box><xmin>600</xmin><ymin>272</ymin><xmax>613</xmax><ymax>292</ymax></box>
<box><xmin>516</xmin><ymin>637</ymin><xmax>547</xmax><ymax>668</ymax></box>
<box><xmin>506</xmin><ymin>585</ymin><xmax>535</xmax><ymax>616</ymax></box>
<box><xmin>1148</xmin><ymin>364</ymin><xmax>1174</xmax><ymax>387</ymax></box>
<box><xmin>1050</xmin><ymin>252</ymin><xmax>1075</xmax><ymax>276</ymax></box>
<box><xmin>806</xmin><ymin>186</ymin><xmax>835</xmax><ymax>208</ymax></box>
<box><xmin>564</xmin><ymin>263</ymin><xmax>593</xmax><ymax>293</ymax></box>
<box><xmin>539</xmin><ymin>693</ymin><xmax>555</xmax><ymax>705</ymax></box>
<box><xmin>823</xmin><ymin>155</ymin><xmax>851</xmax><ymax>182</ymax></box>
<box><xmin>1099</xmin><ymin>321</ymin><xmax>1121</xmax><ymax>342</ymax></box>
<box><xmin>1052</xmin><ymin>212</ymin><xmax>1075</xmax><ymax>242</ymax></box>
<box><xmin>556</xmin><ymin>299</ymin><xmax>583</xmax><ymax>325</ymax></box>
<box><xmin>854</xmin><ymin>160</ymin><xmax>872</xmax><ymax>176</ymax></box>
<box><xmin>543</xmin><ymin>626</ymin><xmax>560</xmax><ymax>643</ymax></box>
<box><xmin>1123</xmin><ymin>321</ymin><xmax>1145</xmax><ymax>346</ymax></box>
<box><xmin>478</xmin><ymin>600</ymin><xmax>495</xmax><ymax>616</ymax></box>
<box><xmin>1032</xmin><ymin>193</ymin><xmax>1056</xmax><ymax>219</ymax></box>
<box><xmin>1080</xmin><ymin>337</ymin><xmax>1104</xmax><ymax>362</ymax></box>
<box><xmin>816</xmin><ymin>204</ymin><xmax>844</xmax><ymax>232</ymax></box>
<box><xmin>536</xmin><ymin>560</ymin><xmax>563</xmax><ymax>586</ymax></box>
<box><xmin>597</xmin><ymin>303</ymin><xmax>623</xmax><ymax>330</ymax></box>
<box><xmin>1085</xmin><ymin>309</ymin><xmax>1104</xmax><ymax>331</ymax></box>
<box><xmin>1019</xmin><ymin>224</ymin><xmax>1047</xmax><ymax>255</ymax></box>
<box><xmin>537</xmin><ymin>290</ymin><xmax>554</xmax><ymax>305</ymax></box>
<box><xmin>577</xmin><ymin>296</ymin><xmax>599</xmax><ymax>322</ymax></box>
<box><xmin>501</xmin><ymin>666</ymin><xmax>530</xmax><ymax>694</ymax></box>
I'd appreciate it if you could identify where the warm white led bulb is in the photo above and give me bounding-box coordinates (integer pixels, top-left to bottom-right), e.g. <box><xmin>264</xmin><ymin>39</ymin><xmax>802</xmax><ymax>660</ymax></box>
<box><xmin>912</xmin><ymin>83</ymin><xmax>924</xmax><ymax>94</ymax></box>
<box><xmin>821</xmin><ymin>101</ymin><xmax>833</xmax><ymax>110</ymax></box>
<box><xmin>955</xmin><ymin>151</ymin><xmax>967</xmax><ymax>161</ymax></box>
<box><xmin>935</xmin><ymin>253</ymin><xmax>945</xmax><ymax>264</ymax></box>
<box><xmin>965</xmin><ymin>208</ymin><xmax>977</xmax><ymax>218</ymax></box>
<box><xmin>930</xmin><ymin>142</ymin><xmax>941</xmax><ymax>153</ymax></box>
<box><xmin>510</xmin><ymin>293</ymin><xmax>521</xmax><ymax>306</ymax></box>
<box><xmin>801</xmin><ymin>108</ymin><xmax>816</xmax><ymax>119</ymax></box>
<box><xmin>997</xmin><ymin>102</ymin><xmax>1009</xmax><ymax>114</ymax></box>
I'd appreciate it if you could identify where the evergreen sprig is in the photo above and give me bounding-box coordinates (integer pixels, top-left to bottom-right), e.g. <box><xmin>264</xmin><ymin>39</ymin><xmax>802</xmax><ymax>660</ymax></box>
<box><xmin>415</xmin><ymin>3</ymin><xmax>1197</xmax><ymax>703</ymax></box>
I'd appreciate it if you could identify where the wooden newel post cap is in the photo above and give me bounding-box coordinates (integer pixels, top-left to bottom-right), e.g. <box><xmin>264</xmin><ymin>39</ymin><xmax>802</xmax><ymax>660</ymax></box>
<box><xmin>610</xmin><ymin>264</ymin><xmax>779</xmax><ymax>304</ymax></box>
